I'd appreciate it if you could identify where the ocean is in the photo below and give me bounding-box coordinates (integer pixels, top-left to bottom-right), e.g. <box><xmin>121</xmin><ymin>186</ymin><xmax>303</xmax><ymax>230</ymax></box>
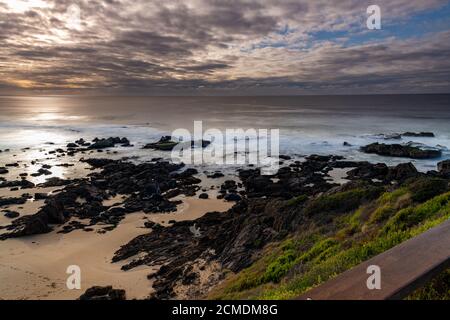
<box><xmin>0</xmin><ymin>94</ymin><xmax>449</xmax><ymax>172</ymax></box>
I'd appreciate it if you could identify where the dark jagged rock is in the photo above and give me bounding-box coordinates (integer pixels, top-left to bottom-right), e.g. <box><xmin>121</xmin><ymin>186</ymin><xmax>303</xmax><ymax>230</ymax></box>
<box><xmin>143</xmin><ymin>136</ymin><xmax>178</xmax><ymax>151</ymax></box>
<box><xmin>79</xmin><ymin>286</ymin><xmax>126</xmax><ymax>300</ymax></box>
<box><xmin>346</xmin><ymin>163</ymin><xmax>388</xmax><ymax>180</ymax></box>
<box><xmin>81</xmin><ymin>158</ymin><xmax>115</xmax><ymax>168</ymax></box>
<box><xmin>3</xmin><ymin>211</ymin><xmax>20</xmax><ymax>219</ymax></box>
<box><xmin>199</xmin><ymin>193</ymin><xmax>209</xmax><ymax>199</ymax></box>
<box><xmin>224</xmin><ymin>193</ymin><xmax>242</xmax><ymax>202</ymax></box>
<box><xmin>38</xmin><ymin>177</ymin><xmax>72</xmax><ymax>188</ymax></box>
<box><xmin>144</xmin><ymin>221</ymin><xmax>156</xmax><ymax>229</ymax></box>
<box><xmin>143</xmin><ymin>136</ymin><xmax>211</xmax><ymax>151</ymax></box>
<box><xmin>402</xmin><ymin>132</ymin><xmax>435</xmax><ymax>137</ymax></box>
<box><xmin>113</xmin><ymin>198</ymin><xmax>287</xmax><ymax>299</ymax></box>
<box><xmin>1</xmin><ymin>159</ymin><xmax>201</xmax><ymax>238</ymax></box>
<box><xmin>386</xmin><ymin>162</ymin><xmax>419</xmax><ymax>181</ymax></box>
<box><xmin>89</xmin><ymin>138</ymin><xmax>115</xmax><ymax>149</ymax></box>
<box><xmin>361</xmin><ymin>143</ymin><xmax>441</xmax><ymax>159</ymax></box>
<box><xmin>75</xmin><ymin>138</ymin><xmax>91</xmax><ymax>147</ymax></box>
<box><xmin>6</xmin><ymin>163</ymin><xmax>19</xmax><ymax>167</ymax></box>
<box><xmin>0</xmin><ymin>196</ymin><xmax>29</xmax><ymax>206</ymax></box>
<box><xmin>0</xmin><ymin>211</ymin><xmax>52</xmax><ymax>240</ymax></box>
<box><xmin>0</xmin><ymin>179</ymin><xmax>35</xmax><ymax>189</ymax></box>
<box><xmin>207</xmin><ymin>172</ymin><xmax>225</xmax><ymax>179</ymax></box>
<box><xmin>34</xmin><ymin>193</ymin><xmax>49</xmax><ymax>200</ymax></box>
<box><xmin>345</xmin><ymin>161</ymin><xmax>418</xmax><ymax>182</ymax></box>
<box><xmin>89</xmin><ymin>137</ymin><xmax>129</xmax><ymax>150</ymax></box>
<box><xmin>114</xmin><ymin>176</ymin><xmax>373</xmax><ymax>300</ymax></box>
<box><xmin>221</xmin><ymin>180</ymin><xmax>237</xmax><ymax>192</ymax></box>
<box><xmin>0</xmin><ymin>167</ymin><xmax>8</xmax><ymax>174</ymax></box>
<box><xmin>437</xmin><ymin>160</ymin><xmax>450</xmax><ymax>175</ymax></box>
<box><xmin>31</xmin><ymin>168</ymin><xmax>52</xmax><ymax>177</ymax></box>
<box><xmin>240</xmin><ymin>158</ymin><xmax>333</xmax><ymax>199</ymax></box>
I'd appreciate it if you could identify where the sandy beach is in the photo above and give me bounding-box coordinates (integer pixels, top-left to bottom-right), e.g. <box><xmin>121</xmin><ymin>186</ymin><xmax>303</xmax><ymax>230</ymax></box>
<box><xmin>0</xmin><ymin>145</ymin><xmax>233</xmax><ymax>300</ymax></box>
<box><xmin>0</xmin><ymin>189</ymin><xmax>232</xmax><ymax>300</ymax></box>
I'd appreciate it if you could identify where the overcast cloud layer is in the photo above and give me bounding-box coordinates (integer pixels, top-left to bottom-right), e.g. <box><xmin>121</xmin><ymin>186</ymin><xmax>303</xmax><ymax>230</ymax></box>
<box><xmin>0</xmin><ymin>0</ymin><xmax>449</xmax><ymax>94</ymax></box>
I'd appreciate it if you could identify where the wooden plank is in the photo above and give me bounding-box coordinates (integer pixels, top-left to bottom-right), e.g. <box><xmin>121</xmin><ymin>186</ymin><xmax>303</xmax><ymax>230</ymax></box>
<box><xmin>297</xmin><ymin>219</ymin><xmax>450</xmax><ymax>300</ymax></box>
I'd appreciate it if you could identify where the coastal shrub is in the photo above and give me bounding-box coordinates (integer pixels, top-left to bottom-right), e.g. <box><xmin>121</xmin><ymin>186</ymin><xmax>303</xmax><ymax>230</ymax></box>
<box><xmin>304</xmin><ymin>186</ymin><xmax>383</xmax><ymax>217</ymax></box>
<box><xmin>258</xmin><ymin>193</ymin><xmax>450</xmax><ymax>299</ymax></box>
<box><xmin>262</xmin><ymin>249</ymin><xmax>297</xmax><ymax>283</ymax></box>
<box><xmin>407</xmin><ymin>177</ymin><xmax>448</xmax><ymax>203</ymax></box>
<box><xmin>296</xmin><ymin>238</ymin><xmax>340</xmax><ymax>264</ymax></box>
<box><xmin>378</xmin><ymin>187</ymin><xmax>408</xmax><ymax>205</ymax></box>
<box><xmin>382</xmin><ymin>192</ymin><xmax>450</xmax><ymax>234</ymax></box>
<box><xmin>261</xmin><ymin>238</ymin><xmax>340</xmax><ymax>284</ymax></box>
<box><xmin>286</xmin><ymin>194</ymin><xmax>308</xmax><ymax>207</ymax></box>
<box><xmin>369</xmin><ymin>188</ymin><xmax>411</xmax><ymax>224</ymax></box>
<box><xmin>336</xmin><ymin>209</ymin><xmax>363</xmax><ymax>238</ymax></box>
<box><xmin>262</xmin><ymin>220</ymin><xmax>449</xmax><ymax>299</ymax></box>
<box><xmin>214</xmin><ymin>190</ymin><xmax>450</xmax><ymax>300</ymax></box>
<box><xmin>407</xmin><ymin>268</ymin><xmax>450</xmax><ymax>300</ymax></box>
<box><xmin>220</xmin><ymin>239</ymin><xmax>297</xmax><ymax>294</ymax></box>
<box><xmin>370</xmin><ymin>205</ymin><xmax>395</xmax><ymax>224</ymax></box>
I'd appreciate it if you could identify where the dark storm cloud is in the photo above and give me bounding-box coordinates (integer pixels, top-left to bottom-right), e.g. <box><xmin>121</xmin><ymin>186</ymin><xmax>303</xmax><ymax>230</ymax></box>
<box><xmin>0</xmin><ymin>0</ymin><xmax>449</xmax><ymax>93</ymax></box>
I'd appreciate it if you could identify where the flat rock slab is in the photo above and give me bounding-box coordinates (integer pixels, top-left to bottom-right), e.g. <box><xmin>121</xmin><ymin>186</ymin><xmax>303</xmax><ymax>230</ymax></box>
<box><xmin>297</xmin><ymin>219</ymin><xmax>450</xmax><ymax>300</ymax></box>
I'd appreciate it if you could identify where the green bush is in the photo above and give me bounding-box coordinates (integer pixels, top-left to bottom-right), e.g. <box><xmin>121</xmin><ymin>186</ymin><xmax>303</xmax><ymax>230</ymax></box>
<box><xmin>383</xmin><ymin>192</ymin><xmax>450</xmax><ymax>233</ymax></box>
<box><xmin>407</xmin><ymin>268</ymin><xmax>450</xmax><ymax>300</ymax></box>
<box><xmin>304</xmin><ymin>186</ymin><xmax>383</xmax><ymax>217</ymax></box>
<box><xmin>213</xmin><ymin>187</ymin><xmax>450</xmax><ymax>300</ymax></box>
<box><xmin>286</xmin><ymin>195</ymin><xmax>308</xmax><ymax>207</ymax></box>
<box><xmin>408</xmin><ymin>177</ymin><xmax>448</xmax><ymax>203</ymax></box>
<box><xmin>262</xmin><ymin>249</ymin><xmax>297</xmax><ymax>283</ymax></box>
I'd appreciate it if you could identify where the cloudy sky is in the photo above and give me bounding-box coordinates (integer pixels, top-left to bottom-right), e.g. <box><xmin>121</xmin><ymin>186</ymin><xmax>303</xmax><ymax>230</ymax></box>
<box><xmin>0</xmin><ymin>0</ymin><xmax>449</xmax><ymax>95</ymax></box>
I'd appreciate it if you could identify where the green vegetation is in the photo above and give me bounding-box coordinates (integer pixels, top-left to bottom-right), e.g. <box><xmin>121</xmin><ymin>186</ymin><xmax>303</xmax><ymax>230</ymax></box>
<box><xmin>303</xmin><ymin>186</ymin><xmax>383</xmax><ymax>217</ymax></box>
<box><xmin>407</xmin><ymin>268</ymin><xmax>450</xmax><ymax>300</ymax></box>
<box><xmin>407</xmin><ymin>177</ymin><xmax>448</xmax><ymax>202</ymax></box>
<box><xmin>210</xmin><ymin>178</ymin><xmax>450</xmax><ymax>300</ymax></box>
<box><xmin>286</xmin><ymin>195</ymin><xmax>308</xmax><ymax>207</ymax></box>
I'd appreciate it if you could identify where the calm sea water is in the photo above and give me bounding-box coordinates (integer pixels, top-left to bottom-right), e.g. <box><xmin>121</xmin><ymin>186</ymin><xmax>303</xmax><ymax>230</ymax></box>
<box><xmin>0</xmin><ymin>95</ymin><xmax>449</xmax><ymax>171</ymax></box>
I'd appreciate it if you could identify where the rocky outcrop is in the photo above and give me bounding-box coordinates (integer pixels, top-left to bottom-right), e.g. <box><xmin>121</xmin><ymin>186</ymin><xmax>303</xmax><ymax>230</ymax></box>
<box><xmin>143</xmin><ymin>136</ymin><xmax>178</xmax><ymax>151</ymax></box>
<box><xmin>401</xmin><ymin>132</ymin><xmax>435</xmax><ymax>137</ymax></box>
<box><xmin>361</xmin><ymin>143</ymin><xmax>441</xmax><ymax>159</ymax></box>
<box><xmin>438</xmin><ymin>160</ymin><xmax>450</xmax><ymax>175</ymax></box>
<box><xmin>345</xmin><ymin>161</ymin><xmax>418</xmax><ymax>182</ymax></box>
<box><xmin>112</xmin><ymin>198</ymin><xmax>292</xmax><ymax>299</ymax></box>
<box><xmin>3</xmin><ymin>211</ymin><xmax>20</xmax><ymax>219</ymax></box>
<box><xmin>0</xmin><ymin>159</ymin><xmax>202</xmax><ymax>240</ymax></box>
<box><xmin>79</xmin><ymin>286</ymin><xmax>126</xmax><ymax>300</ymax></box>
<box><xmin>386</xmin><ymin>162</ymin><xmax>419</xmax><ymax>181</ymax></box>
<box><xmin>89</xmin><ymin>137</ymin><xmax>130</xmax><ymax>149</ymax></box>
<box><xmin>0</xmin><ymin>195</ymin><xmax>29</xmax><ymax>206</ymax></box>
<box><xmin>0</xmin><ymin>211</ymin><xmax>52</xmax><ymax>240</ymax></box>
<box><xmin>143</xmin><ymin>136</ymin><xmax>211</xmax><ymax>151</ymax></box>
<box><xmin>346</xmin><ymin>163</ymin><xmax>389</xmax><ymax>180</ymax></box>
<box><xmin>0</xmin><ymin>179</ymin><xmax>35</xmax><ymax>189</ymax></box>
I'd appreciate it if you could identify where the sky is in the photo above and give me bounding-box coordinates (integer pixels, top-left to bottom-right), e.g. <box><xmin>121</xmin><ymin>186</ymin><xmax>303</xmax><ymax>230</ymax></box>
<box><xmin>0</xmin><ymin>0</ymin><xmax>449</xmax><ymax>95</ymax></box>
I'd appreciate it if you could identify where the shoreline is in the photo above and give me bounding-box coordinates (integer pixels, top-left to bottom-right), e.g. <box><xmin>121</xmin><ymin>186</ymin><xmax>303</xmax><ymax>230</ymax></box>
<box><xmin>0</xmin><ymin>190</ymin><xmax>232</xmax><ymax>300</ymax></box>
<box><xmin>1</xmin><ymin>134</ymin><xmax>449</xmax><ymax>300</ymax></box>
